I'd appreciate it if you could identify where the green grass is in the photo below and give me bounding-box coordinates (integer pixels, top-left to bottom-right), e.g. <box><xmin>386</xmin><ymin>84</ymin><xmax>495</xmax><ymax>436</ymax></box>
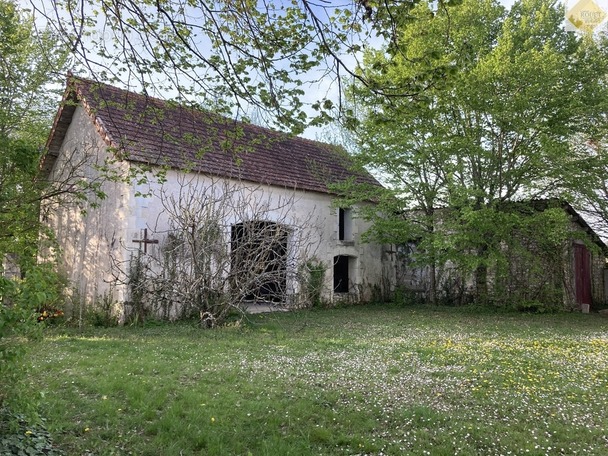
<box><xmin>24</xmin><ymin>304</ymin><xmax>608</xmax><ymax>455</ymax></box>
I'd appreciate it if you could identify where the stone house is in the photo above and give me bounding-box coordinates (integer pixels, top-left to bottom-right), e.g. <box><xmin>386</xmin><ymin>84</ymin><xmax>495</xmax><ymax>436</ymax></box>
<box><xmin>41</xmin><ymin>77</ymin><xmax>393</xmax><ymax>319</ymax></box>
<box><xmin>396</xmin><ymin>201</ymin><xmax>607</xmax><ymax>310</ymax></box>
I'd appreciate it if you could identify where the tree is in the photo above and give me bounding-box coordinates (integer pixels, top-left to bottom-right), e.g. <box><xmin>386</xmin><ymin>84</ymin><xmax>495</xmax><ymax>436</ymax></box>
<box><xmin>0</xmin><ymin>0</ymin><xmax>69</xmax><ymax>271</ymax></box>
<box><xmin>33</xmin><ymin>0</ymin><xmax>465</xmax><ymax>134</ymax></box>
<box><xmin>0</xmin><ymin>0</ymin><xmax>69</xmax><ymax>413</ymax></box>
<box><xmin>346</xmin><ymin>0</ymin><xmax>608</xmax><ymax>305</ymax></box>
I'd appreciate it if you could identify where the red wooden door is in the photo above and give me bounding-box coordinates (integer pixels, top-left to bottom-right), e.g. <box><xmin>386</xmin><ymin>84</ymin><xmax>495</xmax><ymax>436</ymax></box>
<box><xmin>574</xmin><ymin>244</ymin><xmax>592</xmax><ymax>305</ymax></box>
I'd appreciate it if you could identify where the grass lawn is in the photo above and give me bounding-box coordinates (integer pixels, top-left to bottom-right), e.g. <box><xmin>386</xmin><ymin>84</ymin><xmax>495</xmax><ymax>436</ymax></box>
<box><xmin>24</xmin><ymin>304</ymin><xmax>608</xmax><ymax>455</ymax></box>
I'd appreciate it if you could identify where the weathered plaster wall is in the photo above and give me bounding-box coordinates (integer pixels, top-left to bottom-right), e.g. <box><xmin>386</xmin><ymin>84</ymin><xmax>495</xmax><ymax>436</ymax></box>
<box><xmin>123</xmin><ymin>168</ymin><xmax>390</xmax><ymax>304</ymax></box>
<box><xmin>49</xmin><ymin>116</ymin><xmax>391</xmax><ymax>314</ymax></box>
<box><xmin>46</xmin><ymin>107</ymin><xmax>131</xmax><ymax>312</ymax></box>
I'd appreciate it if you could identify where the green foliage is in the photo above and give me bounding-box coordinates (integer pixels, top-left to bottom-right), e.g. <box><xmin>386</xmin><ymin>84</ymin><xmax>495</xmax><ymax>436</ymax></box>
<box><xmin>0</xmin><ymin>1</ymin><xmax>66</xmax><ymax>267</ymax></box>
<box><xmin>0</xmin><ymin>264</ymin><xmax>65</xmax><ymax>409</ymax></box>
<box><xmin>301</xmin><ymin>259</ymin><xmax>327</xmax><ymax>308</ymax></box>
<box><xmin>17</xmin><ymin>265</ymin><xmax>66</xmax><ymax>312</ymax></box>
<box><xmin>347</xmin><ymin>0</ymin><xmax>608</xmax><ymax>305</ymax></box>
<box><xmin>0</xmin><ymin>0</ymin><xmax>68</xmax><ymax>272</ymax></box>
<box><xmin>0</xmin><ymin>0</ymin><xmax>67</xmax><ymax>142</ymax></box>
<box><xmin>42</xmin><ymin>0</ymin><xmax>473</xmax><ymax>133</ymax></box>
<box><xmin>86</xmin><ymin>293</ymin><xmax>119</xmax><ymax>328</ymax></box>
<box><xmin>392</xmin><ymin>286</ymin><xmax>425</xmax><ymax>307</ymax></box>
<box><xmin>0</xmin><ymin>408</ymin><xmax>63</xmax><ymax>456</ymax></box>
<box><xmin>0</xmin><ymin>277</ymin><xmax>39</xmax><ymax>408</ymax></box>
<box><xmin>512</xmin><ymin>300</ymin><xmax>555</xmax><ymax>314</ymax></box>
<box><xmin>86</xmin><ymin>309</ymin><xmax>118</xmax><ymax>328</ymax></box>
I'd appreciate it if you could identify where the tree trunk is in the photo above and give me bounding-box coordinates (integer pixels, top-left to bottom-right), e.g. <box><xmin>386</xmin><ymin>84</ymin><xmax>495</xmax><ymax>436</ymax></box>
<box><xmin>475</xmin><ymin>265</ymin><xmax>487</xmax><ymax>298</ymax></box>
<box><xmin>429</xmin><ymin>261</ymin><xmax>437</xmax><ymax>305</ymax></box>
<box><xmin>475</xmin><ymin>243</ymin><xmax>488</xmax><ymax>301</ymax></box>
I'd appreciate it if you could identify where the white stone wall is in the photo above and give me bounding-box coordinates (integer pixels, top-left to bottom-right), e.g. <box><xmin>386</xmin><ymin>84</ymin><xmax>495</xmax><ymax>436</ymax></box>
<box><xmin>45</xmin><ymin>106</ymin><xmax>131</xmax><ymax>313</ymax></box>
<box><xmin>124</xmin><ymin>169</ymin><xmax>390</xmax><ymax>304</ymax></box>
<box><xmin>48</xmin><ymin>108</ymin><xmax>392</xmax><ymax>313</ymax></box>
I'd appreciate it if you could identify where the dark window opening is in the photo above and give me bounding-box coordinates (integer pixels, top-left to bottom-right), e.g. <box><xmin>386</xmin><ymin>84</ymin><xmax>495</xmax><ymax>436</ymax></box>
<box><xmin>231</xmin><ymin>221</ymin><xmax>287</xmax><ymax>302</ymax></box>
<box><xmin>333</xmin><ymin>255</ymin><xmax>349</xmax><ymax>293</ymax></box>
<box><xmin>338</xmin><ymin>208</ymin><xmax>352</xmax><ymax>242</ymax></box>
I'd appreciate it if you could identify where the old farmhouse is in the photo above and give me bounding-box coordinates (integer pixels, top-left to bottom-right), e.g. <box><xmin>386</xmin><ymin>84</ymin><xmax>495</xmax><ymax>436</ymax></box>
<box><xmin>42</xmin><ymin>77</ymin><xmax>393</xmax><ymax>321</ymax></box>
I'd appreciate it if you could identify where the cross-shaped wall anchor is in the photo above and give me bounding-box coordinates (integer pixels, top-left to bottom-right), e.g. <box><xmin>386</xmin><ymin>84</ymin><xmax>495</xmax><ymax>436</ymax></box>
<box><xmin>132</xmin><ymin>228</ymin><xmax>159</xmax><ymax>254</ymax></box>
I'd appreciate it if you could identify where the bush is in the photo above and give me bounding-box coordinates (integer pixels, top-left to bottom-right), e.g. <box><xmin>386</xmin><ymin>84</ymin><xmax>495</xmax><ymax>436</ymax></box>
<box><xmin>392</xmin><ymin>286</ymin><xmax>425</xmax><ymax>307</ymax></box>
<box><xmin>301</xmin><ymin>259</ymin><xmax>327</xmax><ymax>308</ymax></box>
<box><xmin>87</xmin><ymin>292</ymin><xmax>119</xmax><ymax>327</ymax></box>
<box><xmin>512</xmin><ymin>299</ymin><xmax>557</xmax><ymax>314</ymax></box>
<box><xmin>0</xmin><ymin>407</ymin><xmax>63</xmax><ymax>455</ymax></box>
<box><xmin>0</xmin><ymin>264</ymin><xmax>65</xmax><ymax>409</ymax></box>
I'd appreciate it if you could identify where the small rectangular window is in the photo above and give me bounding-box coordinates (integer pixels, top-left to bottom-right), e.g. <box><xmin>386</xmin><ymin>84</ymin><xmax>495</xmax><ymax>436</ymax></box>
<box><xmin>338</xmin><ymin>208</ymin><xmax>352</xmax><ymax>241</ymax></box>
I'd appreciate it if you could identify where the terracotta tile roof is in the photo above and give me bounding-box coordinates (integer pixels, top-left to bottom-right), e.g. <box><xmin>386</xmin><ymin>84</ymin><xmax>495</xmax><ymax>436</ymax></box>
<box><xmin>45</xmin><ymin>77</ymin><xmax>381</xmax><ymax>194</ymax></box>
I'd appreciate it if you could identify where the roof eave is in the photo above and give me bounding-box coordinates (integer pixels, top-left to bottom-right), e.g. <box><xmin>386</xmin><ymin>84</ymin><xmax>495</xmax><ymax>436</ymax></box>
<box><xmin>40</xmin><ymin>77</ymin><xmax>120</xmax><ymax>177</ymax></box>
<box><xmin>561</xmin><ymin>201</ymin><xmax>608</xmax><ymax>254</ymax></box>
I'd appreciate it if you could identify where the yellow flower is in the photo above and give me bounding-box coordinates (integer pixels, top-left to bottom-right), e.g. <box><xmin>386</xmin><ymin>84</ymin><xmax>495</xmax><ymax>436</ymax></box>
<box><xmin>84</xmin><ymin>427</ymin><xmax>90</xmax><ymax>432</ymax></box>
<box><xmin>25</xmin><ymin>430</ymin><xmax>33</xmax><ymax>436</ymax></box>
<box><xmin>211</xmin><ymin>417</ymin><xmax>215</xmax><ymax>423</ymax></box>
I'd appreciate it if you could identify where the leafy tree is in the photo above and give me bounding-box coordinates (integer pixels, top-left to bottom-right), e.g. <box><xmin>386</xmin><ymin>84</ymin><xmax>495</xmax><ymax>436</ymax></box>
<box><xmin>346</xmin><ymin>0</ymin><xmax>608</xmax><ymax>304</ymax></box>
<box><xmin>33</xmin><ymin>0</ymin><xmax>464</xmax><ymax>133</ymax></box>
<box><xmin>0</xmin><ymin>0</ymin><xmax>68</xmax><ymax>271</ymax></box>
<box><xmin>0</xmin><ymin>0</ymin><xmax>68</xmax><ymax>412</ymax></box>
